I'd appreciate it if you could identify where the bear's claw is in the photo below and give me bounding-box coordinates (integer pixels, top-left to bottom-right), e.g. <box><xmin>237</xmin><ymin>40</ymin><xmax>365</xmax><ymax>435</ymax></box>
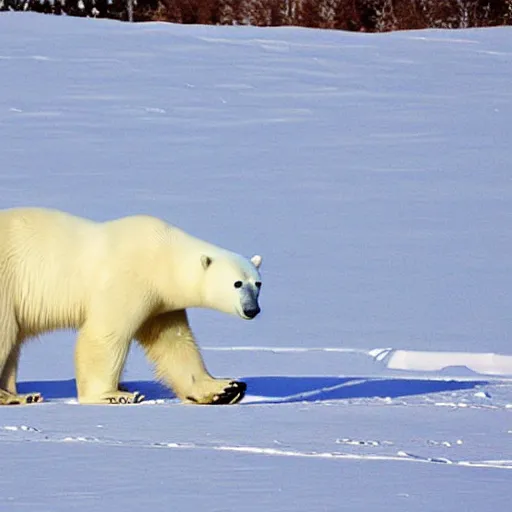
<box><xmin>212</xmin><ymin>381</ymin><xmax>247</xmax><ymax>405</ymax></box>
<box><xmin>25</xmin><ymin>393</ymin><xmax>42</xmax><ymax>404</ymax></box>
<box><xmin>102</xmin><ymin>391</ymin><xmax>145</xmax><ymax>405</ymax></box>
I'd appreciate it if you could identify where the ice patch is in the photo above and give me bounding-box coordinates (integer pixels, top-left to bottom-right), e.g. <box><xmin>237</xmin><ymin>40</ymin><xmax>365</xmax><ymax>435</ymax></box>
<box><xmin>378</xmin><ymin>349</ymin><xmax>512</xmax><ymax>376</ymax></box>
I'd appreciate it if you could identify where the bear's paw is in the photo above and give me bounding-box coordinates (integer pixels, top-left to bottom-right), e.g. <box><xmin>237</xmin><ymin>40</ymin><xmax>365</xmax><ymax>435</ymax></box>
<box><xmin>0</xmin><ymin>389</ymin><xmax>43</xmax><ymax>406</ymax></box>
<box><xmin>186</xmin><ymin>380</ymin><xmax>246</xmax><ymax>405</ymax></box>
<box><xmin>212</xmin><ymin>381</ymin><xmax>247</xmax><ymax>405</ymax></box>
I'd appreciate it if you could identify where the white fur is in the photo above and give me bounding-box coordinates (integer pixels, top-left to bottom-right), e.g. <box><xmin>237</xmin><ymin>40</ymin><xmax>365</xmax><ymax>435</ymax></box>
<box><xmin>0</xmin><ymin>207</ymin><xmax>262</xmax><ymax>405</ymax></box>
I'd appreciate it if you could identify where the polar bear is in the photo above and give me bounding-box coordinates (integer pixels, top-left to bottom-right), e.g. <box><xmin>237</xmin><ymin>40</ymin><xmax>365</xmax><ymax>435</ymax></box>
<box><xmin>0</xmin><ymin>207</ymin><xmax>262</xmax><ymax>406</ymax></box>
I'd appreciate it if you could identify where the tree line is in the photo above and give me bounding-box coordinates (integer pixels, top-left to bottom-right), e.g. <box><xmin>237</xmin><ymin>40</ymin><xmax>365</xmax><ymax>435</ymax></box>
<box><xmin>2</xmin><ymin>0</ymin><xmax>511</xmax><ymax>31</ymax></box>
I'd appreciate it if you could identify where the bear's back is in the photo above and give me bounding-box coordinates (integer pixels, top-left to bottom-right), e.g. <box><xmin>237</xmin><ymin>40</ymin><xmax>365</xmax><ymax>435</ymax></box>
<box><xmin>0</xmin><ymin>208</ymin><xmax>101</xmax><ymax>333</ymax></box>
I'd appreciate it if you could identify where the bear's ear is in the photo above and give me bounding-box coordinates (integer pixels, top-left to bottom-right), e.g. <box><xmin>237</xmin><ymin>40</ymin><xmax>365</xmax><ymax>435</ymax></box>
<box><xmin>251</xmin><ymin>254</ymin><xmax>262</xmax><ymax>269</ymax></box>
<box><xmin>201</xmin><ymin>255</ymin><xmax>213</xmax><ymax>270</ymax></box>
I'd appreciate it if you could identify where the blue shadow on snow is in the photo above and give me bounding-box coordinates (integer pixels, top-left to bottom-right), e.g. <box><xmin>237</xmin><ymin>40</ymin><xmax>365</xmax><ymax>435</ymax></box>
<box><xmin>18</xmin><ymin>376</ymin><xmax>488</xmax><ymax>404</ymax></box>
<box><xmin>241</xmin><ymin>376</ymin><xmax>488</xmax><ymax>404</ymax></box>
<box><xmin>17</xmin><ymin>379</ymin><xmax>173</xmax><ymax>401</ymax></box>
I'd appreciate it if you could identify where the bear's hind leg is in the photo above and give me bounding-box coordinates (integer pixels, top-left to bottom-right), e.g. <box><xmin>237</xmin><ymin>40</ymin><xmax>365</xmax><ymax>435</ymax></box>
<box><xmin>0</xmin><ymin>322</ymin><xmax>42</xmax><ymax>405</ymax></box>
<box><xmin>136</xmin><ymin>310</ymin><xmax>246</xmax><ymax>405</ymax></box>
<box><xmin>0</xmin><ymin>343</ymin><xmax>19</xmax><ymax>394</ymax></box>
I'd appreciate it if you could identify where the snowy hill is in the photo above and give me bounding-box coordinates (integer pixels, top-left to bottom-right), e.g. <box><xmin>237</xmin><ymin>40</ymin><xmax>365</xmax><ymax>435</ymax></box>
<box><xmin>1</xmin><ymin>13</ymin><xmax>512</xmax><ymax>511</ymax></box>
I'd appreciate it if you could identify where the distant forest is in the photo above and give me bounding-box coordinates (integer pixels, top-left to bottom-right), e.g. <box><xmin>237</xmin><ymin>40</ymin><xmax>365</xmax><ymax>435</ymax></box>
<box><xmin>2</xmin><ymin>0</ymin><xmax>512</xmax><ymax>32</ymax></box>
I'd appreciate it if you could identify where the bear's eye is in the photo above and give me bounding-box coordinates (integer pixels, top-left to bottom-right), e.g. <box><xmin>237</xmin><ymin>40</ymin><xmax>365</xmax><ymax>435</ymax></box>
<box><xmin>234</xmin><ymin>281</ymin><xmax>243</xmax><ymax>289</ymax></box>
<box><xmin>255</xmin><ymin>282</ymin><xmax>262</xmax><ymax>289</ymax></box>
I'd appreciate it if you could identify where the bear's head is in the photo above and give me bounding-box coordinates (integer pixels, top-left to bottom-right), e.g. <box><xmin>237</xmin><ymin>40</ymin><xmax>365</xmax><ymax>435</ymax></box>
<box><xmin>200</xmin><ymin>253</ymin><xmax>262</xmax><ymax>320</ymax></box>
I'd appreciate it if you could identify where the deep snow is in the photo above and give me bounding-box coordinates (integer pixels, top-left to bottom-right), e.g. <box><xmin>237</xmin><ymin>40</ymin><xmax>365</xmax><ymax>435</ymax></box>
<box><xmin>1</xmin><ymin>12</ymin><xmax>512</xmax><ymax>511</ymax></box>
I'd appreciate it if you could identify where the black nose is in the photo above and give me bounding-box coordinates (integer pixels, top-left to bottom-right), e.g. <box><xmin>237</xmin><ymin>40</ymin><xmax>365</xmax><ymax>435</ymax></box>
<box><xmin>243</xmin><ymin>306</ymin><xmax>260</xmax><ymax>319</ymax></box>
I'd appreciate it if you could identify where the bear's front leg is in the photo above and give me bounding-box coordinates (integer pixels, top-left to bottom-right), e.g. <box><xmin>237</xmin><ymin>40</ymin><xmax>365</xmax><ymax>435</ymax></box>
<box><xmin>137</xmin><ymin>310</ymin><xmax>247</xmax><ymax>405</ymax></box>
<box><xmin>75</xmin><ymin>320</ymin><xmax>144</xmax><ymax>405</ymax></box>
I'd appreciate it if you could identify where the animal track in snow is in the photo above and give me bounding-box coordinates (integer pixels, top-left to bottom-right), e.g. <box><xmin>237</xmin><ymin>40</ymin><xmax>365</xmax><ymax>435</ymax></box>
<box><xmin>62</xmin><ymin>436</ymin><xmax>101</xmax><ymax>443</ymax></box>
<box><xmin>397</xmin><ymin>451</ymin><xmax>454</xmax><ymax>465</ymax></box>
<box><xmin>1</xmin><ymin>430</ymin><xmax>509</xmax><ymax>470</ymax></box>
<box><xmin>426</xmin><ymin>439</ymin><xmax>463</xmax><ymax>448</ymax></box>
<box><xmin>2</xmin><ymin>425</ymin><xmax>40</xmax><ymax>432</ymax></box>
<box><xmin>335</xmin><ymin>438</ymin><xmax>393</xmax><ymax>447</ymax></box>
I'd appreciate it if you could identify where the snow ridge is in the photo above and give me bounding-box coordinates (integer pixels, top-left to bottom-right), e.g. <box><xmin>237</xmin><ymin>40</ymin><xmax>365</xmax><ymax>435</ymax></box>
<box><xmin>2</xmin><ymin>425</ymin><xmax>511</xmax><ymax>471</ymax></box>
